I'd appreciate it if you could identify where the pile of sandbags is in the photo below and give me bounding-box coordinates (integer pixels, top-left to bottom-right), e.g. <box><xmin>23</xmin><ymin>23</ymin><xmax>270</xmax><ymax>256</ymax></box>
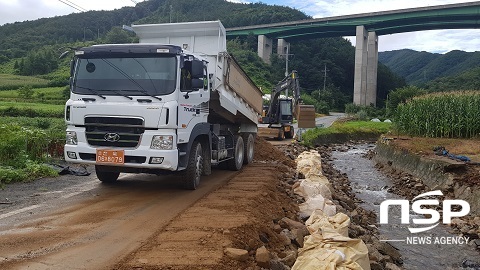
<box><xmin>292</xmin><ymin>150</ymin><xmax>370</xmax><ymax>270</ymax></box>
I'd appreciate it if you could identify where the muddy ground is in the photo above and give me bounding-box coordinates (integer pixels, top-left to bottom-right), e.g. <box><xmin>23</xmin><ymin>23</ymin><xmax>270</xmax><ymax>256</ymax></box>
<box><xmin>2</xmin><ymin>136</ymin><xmax>477</xmax><ymax>269</ymax></box>
<box><xmin>0</xmin><ymin>137</ymin><xmax>404</xmax><ymax>270</ymax></box>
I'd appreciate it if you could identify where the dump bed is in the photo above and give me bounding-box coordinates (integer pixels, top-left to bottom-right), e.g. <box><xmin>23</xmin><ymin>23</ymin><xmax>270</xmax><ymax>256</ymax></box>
<box><xmin>132</xmin><ymin>21</ymin><xmax>262</xmax><ymax>124</ymax></box>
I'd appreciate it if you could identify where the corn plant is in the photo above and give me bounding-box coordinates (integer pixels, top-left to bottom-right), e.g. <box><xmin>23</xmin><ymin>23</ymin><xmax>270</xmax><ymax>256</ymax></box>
<box><xmin>394</xmin><ymin>91</ymin><xmax>480</xmax><ymax>138</ymax></box>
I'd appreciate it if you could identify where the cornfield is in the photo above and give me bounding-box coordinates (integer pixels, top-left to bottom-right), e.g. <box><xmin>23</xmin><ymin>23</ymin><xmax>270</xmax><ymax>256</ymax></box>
<box><xmin>395</xmin><ymin>91</ymin><xmax>480</xmax><ymax>138</ymax></box>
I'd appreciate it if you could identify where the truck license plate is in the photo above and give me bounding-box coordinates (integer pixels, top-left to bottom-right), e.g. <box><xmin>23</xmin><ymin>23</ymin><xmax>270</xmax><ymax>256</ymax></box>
<box><xmin>96</xmin><ymin>149</ymin><xmax>124</xmax><ymax>165</ymax></box>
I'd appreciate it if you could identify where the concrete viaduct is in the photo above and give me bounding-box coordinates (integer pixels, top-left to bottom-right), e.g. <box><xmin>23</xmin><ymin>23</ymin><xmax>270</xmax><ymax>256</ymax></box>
<box><xmin>226</xmin><ymin>1</ymin><xmax>480</xmax><ymax>106</ymax></box>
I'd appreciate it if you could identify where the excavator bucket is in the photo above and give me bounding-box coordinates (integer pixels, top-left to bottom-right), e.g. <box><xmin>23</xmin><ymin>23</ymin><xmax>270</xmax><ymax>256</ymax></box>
<box><xmin>295</xmin><ymin>104</ymin><xmax>316</xmax><ymax>128</ymax></box>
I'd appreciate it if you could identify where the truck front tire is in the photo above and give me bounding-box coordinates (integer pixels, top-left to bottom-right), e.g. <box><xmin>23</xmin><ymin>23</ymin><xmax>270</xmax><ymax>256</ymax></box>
<box><xmin>228</xmin><ymin>135</ymin><xmax>244</xmax><ymax>171</ymax></box>
<box><xmin>183</xmin><ymin>141</ymin><xmax>203</xmax><ymax>190</ymax></box>
<box><xmin>95</xmin><ymin>165</ymin><xmax>120</xmax><ymax>183</ymax></box>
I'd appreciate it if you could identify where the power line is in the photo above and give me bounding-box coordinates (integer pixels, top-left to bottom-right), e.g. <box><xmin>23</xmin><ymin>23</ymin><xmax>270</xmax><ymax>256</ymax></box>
<box><xmin>131</xmin><ymin>0</ymin><xmax>138</xmax><ymax>4</ymax></box>
<box><xmin>63</xmin><ymin>0</ymin><xmax>87</xmax><ymax>11</ymax></box>
<box><xmin>57</xmin><ymin>0</ymin><xmax>87</xmax><ymax>12</ymax></box>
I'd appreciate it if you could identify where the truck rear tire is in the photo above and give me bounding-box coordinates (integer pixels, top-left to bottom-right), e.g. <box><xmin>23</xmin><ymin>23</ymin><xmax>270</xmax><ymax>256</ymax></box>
<box><xmin>228</xmin><ymin>136</ymin><xmax>244</xmax><ymax>171</ymax></box>
<box><xmin>243</xmin><ymin>133</ymin><xmax>254</xmax><ymax>164</ymax></box>
<box><xmin>95</xmin><ymin>165</ymin><xmax>120</xmax><ymax>183</ymax></box>
<box><xmin>183</xmin><ymin>141</ymin><xmax>203</xmax><ymax>190</ymax></box>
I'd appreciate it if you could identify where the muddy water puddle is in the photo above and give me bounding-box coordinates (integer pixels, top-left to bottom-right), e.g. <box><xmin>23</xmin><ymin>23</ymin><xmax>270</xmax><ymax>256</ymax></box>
<box><xmin>331</xmin><ymin>144</ymin><xmax>479</xmax><ymax>270</ymax></box>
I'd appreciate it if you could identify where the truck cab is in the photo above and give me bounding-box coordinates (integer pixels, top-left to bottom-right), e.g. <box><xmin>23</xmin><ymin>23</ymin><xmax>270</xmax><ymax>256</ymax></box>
<box><xmin>64</xmin><ymin>21</ymin><xmax>261</xmax><ymax>189</ymax></box>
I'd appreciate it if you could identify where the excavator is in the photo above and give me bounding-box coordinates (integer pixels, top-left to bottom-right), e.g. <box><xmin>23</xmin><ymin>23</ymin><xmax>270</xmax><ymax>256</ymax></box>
<box><xmin>260</xmin><ymin>70</ymin><xmax>316</xmax><ymax>140</ymax></box>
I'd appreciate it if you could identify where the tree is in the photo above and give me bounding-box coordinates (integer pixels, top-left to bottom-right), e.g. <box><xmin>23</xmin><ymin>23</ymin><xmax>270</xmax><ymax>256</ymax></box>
<box><xmin>103</xmin><ymin>27</ymin><xmax>136</xmax><ymax>44</ymax></box>
<box><xmin>385</xmin><ymin>86</ymin><xmax>427</xmax><ymax>117</ymax></box>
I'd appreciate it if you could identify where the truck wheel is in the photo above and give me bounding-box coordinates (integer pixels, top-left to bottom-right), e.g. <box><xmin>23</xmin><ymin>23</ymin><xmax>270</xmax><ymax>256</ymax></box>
<box><xmin>183</xmin><ymin>141</ymin><xmax>203</xmax><ymax>190</ymax></box>
<box><xmin>243</xmin><ymin>133</ymin><xmax>254</xmax><ymax>164</ymax></box>
<box><xmin>285</xmin><ymin>127</ymin><xmax>294</xmax><ymax>139</ymax></box>
<box><xmin>277</xmin><ymin>129</ymin><xmax>285</xmax><ymax>141</ymax></box>
<box><xmin>95</xmin><ymin>165</ymin><xmax>119</xmax><ymax>183</ymax></box>
<box><xmin>227</xmin><ymin>136</ymin><xmax>244</xmax><ymax>171</ymax></box>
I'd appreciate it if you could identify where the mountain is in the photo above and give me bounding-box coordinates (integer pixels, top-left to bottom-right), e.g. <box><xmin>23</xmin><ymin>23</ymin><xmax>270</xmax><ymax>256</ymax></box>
<box><xmin>378</xmin><ymin>49</ymin><xmax>480</xmax><ymax>85</ymax></box>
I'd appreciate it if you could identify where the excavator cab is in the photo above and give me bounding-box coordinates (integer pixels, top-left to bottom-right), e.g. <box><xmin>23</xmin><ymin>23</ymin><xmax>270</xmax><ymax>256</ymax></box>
<box><xmin>260</xmin><ymin>71</ymin><xmax>316</xmax><ymax>140</ymax></box>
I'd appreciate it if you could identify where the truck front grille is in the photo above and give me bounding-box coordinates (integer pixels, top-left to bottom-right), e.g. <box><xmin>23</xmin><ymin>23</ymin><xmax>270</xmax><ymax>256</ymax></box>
<box><xmin>84</xmin><ymin>116</ymin><xmax>145</xmax><ymax>148</ymax></box>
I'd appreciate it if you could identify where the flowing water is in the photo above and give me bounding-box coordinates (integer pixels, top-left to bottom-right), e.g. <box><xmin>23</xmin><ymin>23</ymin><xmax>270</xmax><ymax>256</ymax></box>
<box><xmin>331</xmin><ymin>144</ymin><xmax>479</xmax><ymax>270</ymax></box>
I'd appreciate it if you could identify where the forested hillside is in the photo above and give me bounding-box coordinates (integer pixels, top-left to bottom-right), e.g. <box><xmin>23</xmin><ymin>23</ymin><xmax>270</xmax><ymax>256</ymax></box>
<box><xmin>0</xmin><ymin>0</ymin><xmax>406</xmax><ymax>110</ymax></box>
<box><xmin>425</xmin><ymin>67</ymin><xmax>480</xmax><ymax>91</ymax></box>
<box><xmin>0</xmin><ymin>0</ymin><xmax>306</xmax><ymax>63</ymax></box>
<box><xmin>379</xmin><ymin>49</ymin><xmax>480</xmax><ymax>86</ymax></box>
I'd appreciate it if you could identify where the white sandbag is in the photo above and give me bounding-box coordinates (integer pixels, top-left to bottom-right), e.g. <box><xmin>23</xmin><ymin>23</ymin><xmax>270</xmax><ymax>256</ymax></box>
<box><xmin>299</xmin><ymin>195</ymin><xmax>336</xmax><ymax>219</ymax></box>
<box><xmin>296</xmin><ymin>150</ymin><xmax>323</xmax><ymax>177</ymax></box>
<box><xmin>294</xmin><ymin>179</ymin><xmax>332</xmax><ymax>199</ymax></box>
<box><xmin>305</xmin><ymin>211</ymin><xmax>349</xmax><ymax>237</ymax></box>
<box><xmin>292</xmin><ymin>212</ymin><xmax>370</xmax><ymax>270</ymax></box>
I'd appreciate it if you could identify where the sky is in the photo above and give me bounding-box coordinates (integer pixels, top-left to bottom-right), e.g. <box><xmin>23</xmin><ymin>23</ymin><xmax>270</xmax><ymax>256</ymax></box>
<box><xmin>0</xmin><ymin>0</ymin><xmax>478</xmax><ymax>53</ymax></box>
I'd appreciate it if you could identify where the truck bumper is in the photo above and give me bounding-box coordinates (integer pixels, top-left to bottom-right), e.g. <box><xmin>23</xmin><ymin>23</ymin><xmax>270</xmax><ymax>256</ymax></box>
<box><xmin>64</xmin><ymin>127</ymin><xmax>179</xmax><ymax>171</ymax></box>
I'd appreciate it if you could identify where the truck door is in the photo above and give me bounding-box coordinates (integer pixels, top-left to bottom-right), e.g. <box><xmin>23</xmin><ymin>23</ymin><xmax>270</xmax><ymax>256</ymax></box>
<box><xmin>177</xmin><ymin>59</ymin><xmax>209</xmax><ymax>144</ymax></box>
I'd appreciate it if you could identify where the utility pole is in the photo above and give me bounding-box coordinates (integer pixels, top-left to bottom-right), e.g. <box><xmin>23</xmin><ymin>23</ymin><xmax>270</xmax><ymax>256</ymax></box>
<box><xmin>285</xmin><ymin>45</ymin><xmax>289</xmax><ymax>77</ymax></box>
<box><xmin>170</xmin><ymin>5</ymin><xmax>173</xmax><ymax>23</ymax></box>
<box><xmin>322</xmin><ymin>64</ymin><xmax>329</xmax><ymax>92</ymax></box>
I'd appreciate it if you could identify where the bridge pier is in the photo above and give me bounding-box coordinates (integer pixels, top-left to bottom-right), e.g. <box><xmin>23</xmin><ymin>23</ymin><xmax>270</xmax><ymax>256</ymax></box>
<box><xmin>258</xmin><ymin>35</ymin><xmax>272</xmax><ymax>64</ymax></box>
<box><xmin>354</xmin><ymin>26</ymin><xmax>378</xmax><ymax>106</ymax></box>
<box><xmin>354</xmin><ymin>26</ymin><xmax>368</xmax><ymax>105</ymax></box>
<box><xmin>366</xmin><ymin>32</ymin><xmax>378</xmax><ymax>106</ymax></box>
<box><xmin>277</xmin><ymin>39</ymin><xmax>290</xmax><ymax>56</ymax></box>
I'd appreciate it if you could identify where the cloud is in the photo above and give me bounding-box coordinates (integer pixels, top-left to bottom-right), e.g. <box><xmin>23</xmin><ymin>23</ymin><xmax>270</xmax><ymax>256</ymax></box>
<box><xmin>0</xmin><ymin>0</ymin><xmax>139</xmax><ymax>25</ymax></box>
<box><xmin>278</xmin><ymin>0</ymin><xmax>480</xmax><ymax>53</ymax></box>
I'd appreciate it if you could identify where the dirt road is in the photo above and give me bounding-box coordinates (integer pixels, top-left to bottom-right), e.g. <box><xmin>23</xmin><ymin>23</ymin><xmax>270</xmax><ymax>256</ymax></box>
<box><xmin>0</xmin><ymin>139</ymin><xmax>298</xmax><ymax>270</ymax></box>
<box><xmin>0</xmin><ymin>169</ymin><xmax>241</xmax><ymax>269</ymax></box>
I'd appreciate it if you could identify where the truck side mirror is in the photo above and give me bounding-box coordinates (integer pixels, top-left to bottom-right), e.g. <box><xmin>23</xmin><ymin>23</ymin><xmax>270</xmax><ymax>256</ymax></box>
<box><xmin>191</xmin><ymin>60</ymin><xmax>204</xmax><ymax>79</ymax></box>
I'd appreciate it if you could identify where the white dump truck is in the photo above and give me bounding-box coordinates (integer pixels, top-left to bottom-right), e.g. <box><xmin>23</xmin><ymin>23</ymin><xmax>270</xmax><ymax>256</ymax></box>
<box><xmin>64</xmin><ymin>21</ymin><xmax>262</xmax><ymax>189</ymax></box>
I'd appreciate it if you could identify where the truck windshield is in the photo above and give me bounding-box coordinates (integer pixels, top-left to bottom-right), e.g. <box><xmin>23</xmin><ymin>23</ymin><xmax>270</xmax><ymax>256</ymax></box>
<box><xmin>73</xmin><ymin>56</ymin><xmax>177</xmax><ymax>96</ymax></box>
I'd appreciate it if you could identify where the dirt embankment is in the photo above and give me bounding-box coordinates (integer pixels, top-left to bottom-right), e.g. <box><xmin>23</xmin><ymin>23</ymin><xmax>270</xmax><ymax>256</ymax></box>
<box><xmin>117</xmin><ymin>137</ymin><xmax>403</xmax><ymax>270</ymax></box>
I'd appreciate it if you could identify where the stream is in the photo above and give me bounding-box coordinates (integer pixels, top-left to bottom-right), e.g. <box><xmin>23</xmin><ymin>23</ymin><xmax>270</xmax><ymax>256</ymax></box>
<box><xmin>331</xmin><ymin>143</ymin><xmax>479</xmax><ymax>270</ymax></box>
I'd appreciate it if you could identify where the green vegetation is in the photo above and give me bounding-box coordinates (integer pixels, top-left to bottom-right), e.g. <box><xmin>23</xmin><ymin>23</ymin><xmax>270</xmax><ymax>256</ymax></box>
<box><xmin>0</xmin><ymin>101</ymin><xmax>64</xmax><ymax>118</ymax></box>
<box><xmin>385</xmin><ymin>86</ymin><xmax>427</xmax><ymax>117</ymax></box>
<box><xmin>302</xmin><ymin>121</ymin><xmax>392</xmax><ymax>146</ymax></box>
<box><xmin>344</xmin><ymin>103</ymin><xmax>386</xmax><ymax>120</ymax></box>
<box><xmin>0</xmin><ymin>86</ymin><xmax>66</xmax><ymax>103</ymax></box>
<box><xmin>425</xmin><ymin>67</ymin><xmax>480</xmax><ymax>92</ymax></box>
<box><xmin>0</xmin><ymin>120</ymin><xmax>64</xmax><ymax>186</ymax></box>
<box><xmin>395</xmin><ymin>91</ymin><xmax>480</xmax><ymax>138</ymax></box>
<box><xmin>0</xmin><ymin>74</ymin><xmax>50</xmax><ymax>90</ymax></box>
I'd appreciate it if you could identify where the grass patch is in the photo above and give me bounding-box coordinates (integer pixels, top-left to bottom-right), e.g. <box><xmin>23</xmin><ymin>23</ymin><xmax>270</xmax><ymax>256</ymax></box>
<box><xmin>0</xmin><ymin>74</ymin><xmax>50</xmax><ymax>90</ymax></box>
<box><xmin>0</xmin><ymin>101</ymin><xmax>64</xmax><ymax>117</ymax></box>
<box><xmin>0</xmin><ymin>116</ymin><xmax>65</xmax><ymax>138</ymax></box>
<box><xmin>302</xmin><ymin>121</ymin><xmax>392</xmax><ymax>146</ymax></box>
<box><xmin>0</xmin><ymin>86</ymin><xmax>66</xmax><ymax>104</ymax></box>
<box><xmin>0</xmin><ymin>86</ymin><xmax>65</xmax><ymax>99</ymax></box>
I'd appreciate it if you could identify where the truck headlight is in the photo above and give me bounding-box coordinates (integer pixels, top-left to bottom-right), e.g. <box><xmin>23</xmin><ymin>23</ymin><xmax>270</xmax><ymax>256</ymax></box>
<box><xmin>151</xmin><ymin>135</ymin><xmax>173</xmax><ymax>150</ymax></box>
<box><xmin>66</xmin><ymin>131</ymin><xmax>78</xmax><ymax>145</ymax></box>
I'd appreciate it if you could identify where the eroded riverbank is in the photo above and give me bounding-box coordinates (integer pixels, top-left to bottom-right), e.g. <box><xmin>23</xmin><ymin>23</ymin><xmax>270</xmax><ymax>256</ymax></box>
<box><xmin>331</xmin><ymin>143</ymin><xmax>480</xmax><ymax>269</ymax></box>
